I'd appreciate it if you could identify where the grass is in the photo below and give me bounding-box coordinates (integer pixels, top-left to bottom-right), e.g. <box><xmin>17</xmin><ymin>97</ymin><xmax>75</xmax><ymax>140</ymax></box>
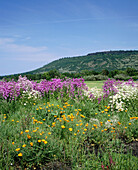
<box><xmin>0</xmin><ymin>98</ymin><xmax>137</xmax><ymax>169</ymax></box>
<box><xmin>0</xmin><ymin>79</ymin><xmax>138</xmax><ymax>169</ymax></box>
<box><xmin>85</xmin><ymin>80</ymin><xmax>138</xmax><ymax>89</ymax></box>
<box><xmin>85</xmin><ymin>81</ymin><xmax>104</xmax><ymax>89</ymax></box>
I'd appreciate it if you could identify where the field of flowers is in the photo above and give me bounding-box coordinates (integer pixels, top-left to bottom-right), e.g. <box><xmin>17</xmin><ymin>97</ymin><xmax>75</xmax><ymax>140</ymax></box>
<box><xmin>0</xmin><ymin>76</ymin><xmax>138</xmax><ymax>169</ymax></box>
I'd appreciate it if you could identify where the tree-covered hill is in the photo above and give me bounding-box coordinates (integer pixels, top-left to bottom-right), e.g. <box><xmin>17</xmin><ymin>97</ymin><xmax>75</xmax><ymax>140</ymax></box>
<box><xmin>29</xmin><ymin>50</ymin><xmax>138</xmax><ymax>74</ymax></box>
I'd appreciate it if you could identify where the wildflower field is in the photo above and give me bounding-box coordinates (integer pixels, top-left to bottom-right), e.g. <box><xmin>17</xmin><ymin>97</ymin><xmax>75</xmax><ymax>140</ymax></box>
<box><xmin>0</xmin><ymin>76</ymin><xmax>138</xmax><ymax>169</ymax></box>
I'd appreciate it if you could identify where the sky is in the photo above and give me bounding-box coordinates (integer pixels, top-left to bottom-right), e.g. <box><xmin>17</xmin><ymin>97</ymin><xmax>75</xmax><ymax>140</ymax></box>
<box><xmin>0</xmin><ymin>0</ymin><xmax>138</xmax><ymax>76</ymax></box>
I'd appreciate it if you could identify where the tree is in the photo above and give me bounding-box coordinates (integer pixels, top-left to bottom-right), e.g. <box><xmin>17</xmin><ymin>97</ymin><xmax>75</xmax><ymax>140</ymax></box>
<box><xmin>126</xmin><ymin>68</ymin><xmax>136</xmax><ymax>76</ymax></box>
<box><xmin>102</xmin><ymin>69</ymin><xmax>109</xmax><ymax>76</ymax></box>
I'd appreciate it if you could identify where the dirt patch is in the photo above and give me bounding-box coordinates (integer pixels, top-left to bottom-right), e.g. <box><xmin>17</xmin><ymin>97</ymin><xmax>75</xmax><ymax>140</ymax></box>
<box><xmin>123</xmin><ymin>141</ymin><xmax>138</xmax><ymax>157</ymax></box>
<box><xmin>44</xmin><ymin>161</ymin><xmax>72</xmax><ymax>170</ymax></box>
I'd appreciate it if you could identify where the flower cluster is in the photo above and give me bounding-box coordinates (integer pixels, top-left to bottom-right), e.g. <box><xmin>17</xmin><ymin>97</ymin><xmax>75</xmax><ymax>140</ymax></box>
<box><xmin>0</xmin><ymin>76</ymin><xmax>88</xmax><ymax>101</ymax></box>
<box><xmin>85</xmin><ymin>79</ymin><xmax>138</xmax><ymax>107</ymax></box>
<box><xmin>85</xmin><ymin>87</ymin><xmax>102</xmax><ymax>100</ymax></box>
<box><xmin>108</xmin><ymin>81</ymin><xmax>138</xmax><ymax>111</ymax></box>
<box><xmin>0</xmin><ymin>80</ymin><xmax>20</xmax><ymax>100</ymax></box>
<box><xmin>36</xmin><ymin>77</ymin><xmax>88</xmax><ymax>99</ymax></box>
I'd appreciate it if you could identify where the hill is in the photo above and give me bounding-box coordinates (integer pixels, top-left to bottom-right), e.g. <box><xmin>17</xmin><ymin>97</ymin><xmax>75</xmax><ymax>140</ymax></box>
<box><xmin>29</xmin><ymin>50</ymin><xmax>138</xmax><ymax>74</ymax></box>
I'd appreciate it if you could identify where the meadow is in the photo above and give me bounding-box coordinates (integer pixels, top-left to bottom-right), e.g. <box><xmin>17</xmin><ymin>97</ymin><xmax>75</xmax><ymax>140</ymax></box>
<box><xmin>0</xmin><ymin>76</ymin><xmax>138</xmax><ymax>169</ymax></box>
<box><xmin>85</xmin><ymin>81</ymin><xmax>104</xmax><ymax>89</ymax></box>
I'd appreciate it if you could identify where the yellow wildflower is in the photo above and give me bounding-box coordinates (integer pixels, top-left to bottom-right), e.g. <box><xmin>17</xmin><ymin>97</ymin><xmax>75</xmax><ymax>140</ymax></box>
<box><xmin>93</xmin><ymin>124</ymin><xmax>97</xmax><ymax>127</ymax></box>
<box><xmin>44</xmin><ymin>141</ymin><xmax>48</xmax><ymax>144</ymax></box>
<box><xmin>33</xmin><ymin>130</ymin><xmax>37</xmax><ymax>132</ymax></box>
<box><xmin>61</xmin><ymin>125</ymin><xmax>65</xmax><ymax>129</ymax></box>
<box><xmin>18</xmin><ymin>153</ymin><xmax>23</xmax><ymax>157</ymax></box>
<box><xmin>80</xmin><ymin>114</ymin><xmax>85</xmax><ymax>118</ymax></box>
<box><xmin>69</xmin><ymin>128</ymin><xmax>73</xmax><ymax>131</ymax></box>
<box><xmin>100</xmin><ymin>121</ymin><xmax>103</xmax><ymax>124</ymax></box>
<box><xmin>30</xmin><ymin>142</ymin><xmax>33</xmax><ymax>146</ymax></box>
<box><xmin>27</xmin><ymin>134</ymin><xmax>31</xmax><ymax>139</ymax></box>
<box><xmin>85</xmin><ymin>123</ymin><xmax>89</xmax><ymax>127</ymax></box>
<box><xmin>33</xmin><ymin>119</ymin><xmax>37</xmax><ymax>122</ymax></box>
<box><xmin>118</xmin><ymin>122</ymin><xmax>121</xmax><ymax>125</ymax></box>
<box><xmin>16</xmin><ymin>148</ymin><xmax>20</xmax><ymax>151</ymax></box>
<box><xmin>25</xmin><ymin>130</ymin><xmax>29</xmax><ymax>133</ymax></box>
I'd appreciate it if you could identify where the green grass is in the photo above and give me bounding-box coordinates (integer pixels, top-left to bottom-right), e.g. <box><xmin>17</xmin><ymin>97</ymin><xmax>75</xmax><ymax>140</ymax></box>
<box><xmin>0</xmin><ymin>97</ymin><xmax>137</xmax><ymax>169</ymax></box>
<box><xmin>0</xmin><ymin>80</ymin><xmax>138</xmax><ymax>169</ymax></box>
<box><xmin>85</xmin><ymin>81</ymin><xmax>104</xmax><ymax>89</ymax></box>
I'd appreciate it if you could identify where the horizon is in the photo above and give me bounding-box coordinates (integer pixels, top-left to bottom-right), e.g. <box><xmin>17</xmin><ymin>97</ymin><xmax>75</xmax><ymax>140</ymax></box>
<box><xmin>0</xmin><ymin>0</ymin><xmax>138</xmax><ymax>76</ymax></box>
<box><xmin>1</xmin><ymin>49</ymin><xmax>137</xmax><ymax>76</ymax></box>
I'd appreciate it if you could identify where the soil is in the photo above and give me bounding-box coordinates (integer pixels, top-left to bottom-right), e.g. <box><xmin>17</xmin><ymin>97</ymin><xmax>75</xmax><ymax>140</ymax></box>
<box><xmin>123</xmin><ymin>141</ymin><xmax>138</xmax><ymax>157</ymax></box>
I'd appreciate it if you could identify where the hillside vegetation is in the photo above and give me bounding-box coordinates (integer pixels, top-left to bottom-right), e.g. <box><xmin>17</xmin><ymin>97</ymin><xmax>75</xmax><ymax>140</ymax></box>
<box><xmin>30</xmin><ymin>50</ymin><xmax>138</xmax><ymax>74</ymax></box>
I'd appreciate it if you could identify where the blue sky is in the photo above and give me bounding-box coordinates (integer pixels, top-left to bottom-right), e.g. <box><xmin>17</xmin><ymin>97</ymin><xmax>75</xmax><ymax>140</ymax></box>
<box><xmin>0</xmin><ymin>0</ymin><xmax>138</xmax><ymax>75</ymax></box>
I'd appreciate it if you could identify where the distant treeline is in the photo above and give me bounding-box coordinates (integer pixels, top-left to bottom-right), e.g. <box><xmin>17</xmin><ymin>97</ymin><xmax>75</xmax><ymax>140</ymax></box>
<box><xmin>0</xmin><ymin>67</ymin><xmax>138</xmax><ymax>81</ymax></box>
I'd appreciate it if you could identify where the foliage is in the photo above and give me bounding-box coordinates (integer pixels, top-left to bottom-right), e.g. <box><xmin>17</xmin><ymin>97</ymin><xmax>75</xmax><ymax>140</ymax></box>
<box><xmin>0</xmin><ymin>51</ymin><xmax>138</xmax><ymax>81</ymax></box>
<box><xmin>29</xmin><ymin>50</ymin><xmax>138</xmax><ymax>73</ymax></box>
<box><xmin>83</xmin><ymin>75</ymin><xmax>108</xmax><ymax>81</ymax></box>
<box><xmin>0</xmin><ymin>76</ymin><xmax>138</xmax><ymax>169</ymax></box>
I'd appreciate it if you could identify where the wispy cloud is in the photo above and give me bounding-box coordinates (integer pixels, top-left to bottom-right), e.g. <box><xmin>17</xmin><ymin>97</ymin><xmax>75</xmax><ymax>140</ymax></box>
<box><xmin>7</xmin><ymin>16</ymin><xmax>138</xmax><ymax>26</ymax></box>
<box><xmin>0</xmin><ymin>37</ymin><xmax>54</xmax><ymax>62</ymax></box>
